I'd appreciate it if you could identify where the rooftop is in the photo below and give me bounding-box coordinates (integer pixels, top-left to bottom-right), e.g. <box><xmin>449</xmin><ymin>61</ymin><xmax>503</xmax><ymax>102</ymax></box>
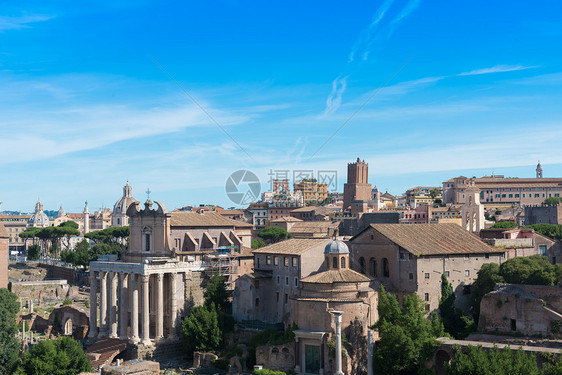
<box><xmin>252</xmin><ymin>238</ymin><xmax>331</xmax><ymax>255</ymax></box>
<box><xmin>361</xmin><ymin>223</ymin><xmax>497</xmax><ymax>256</ymax></box>
<box><xmin>170</xmin><ymin>211</ymin><xmax>252</xmax><ymax>228</ymax></box>
<box><xmin>301</xmin><ymin>268</ymin><xmax>371</xmax><ymax>284</ymax></box>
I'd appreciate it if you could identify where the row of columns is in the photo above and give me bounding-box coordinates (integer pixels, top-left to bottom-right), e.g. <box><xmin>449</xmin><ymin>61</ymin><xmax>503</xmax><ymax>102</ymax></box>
<box><xmin>89</xmin><ymin>270</ymin><xmax>178</xmax><ymax>345</ymax></box>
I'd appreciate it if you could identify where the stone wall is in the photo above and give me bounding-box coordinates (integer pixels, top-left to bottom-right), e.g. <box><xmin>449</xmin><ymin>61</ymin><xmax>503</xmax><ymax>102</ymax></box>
<box><xmin>10</xmin><ymin>280</ymin><xmax>80</xmax><ymax>302</ymax></box>
<box><xmin>0</xmin><ymin>237</ymin><xmax>8</xmax><ymax>289</ymax></box>
<box><xmin>256</xmin><ymin>343</ymin><xmax>295</xmax><ymax>372</ymax></box>
<box><xmin>183</xmin><ymin>269</ymin><xmax>207</xmax><ymax>314</ymax></box>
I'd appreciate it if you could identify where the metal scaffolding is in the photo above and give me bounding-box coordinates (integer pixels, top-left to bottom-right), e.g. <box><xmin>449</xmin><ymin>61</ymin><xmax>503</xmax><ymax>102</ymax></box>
<box><xmin>203</xmin><ymin>246</ymin><xmax>239</xmax><ymax>286</ymax></box>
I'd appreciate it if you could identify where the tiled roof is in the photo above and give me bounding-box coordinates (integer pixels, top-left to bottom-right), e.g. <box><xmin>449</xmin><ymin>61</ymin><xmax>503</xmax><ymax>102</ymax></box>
<box><xmin>0</xmin><ymin>223</ymin><xmax>8</xmax><ymax>238</ymax></box>
<box><xmin>270</xmin><ymin>216</ymin><xmax>303</xmax><ymax>223</ymax></box>
<box><xmin>252</xmin><ymin>238</ymin><xmax>331</xmax><ymax>255</ymax></box>
<box><xmin>367</xmin><ymin>223</ymin><xmax>497</xmax><ymax>255</ymax></box>
<box><xmin>290</xmin><ymin>221</ymin><xmax>338</xmax><ymax>234</ymax></box>
<box><xmin>170</xmin><ymin>212</ymin><xmax>252</xmax><ymax>228</ymax></box>
<box><xmin>301</xmin><ymin>268</ymin><xmax>371</xmax><ymax>284</ymax></box>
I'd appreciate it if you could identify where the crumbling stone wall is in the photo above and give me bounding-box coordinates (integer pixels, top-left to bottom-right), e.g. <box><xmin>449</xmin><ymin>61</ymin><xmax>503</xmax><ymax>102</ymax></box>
<box><xmin>255</xmin><ymin>343</ymin><xmax>295</xmax><ymax>372</ymax></box>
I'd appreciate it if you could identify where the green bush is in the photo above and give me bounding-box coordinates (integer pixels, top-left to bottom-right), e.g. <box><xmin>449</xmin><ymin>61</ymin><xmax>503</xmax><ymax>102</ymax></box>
<box><xmin>211</xmin><ymin>358</ymin><xmax>229</xmax><ymax>370</ymax></box>
<box><xmin>253</xmin><ymin>370</ymin><xmax>286</xmax><ymax>375</ymax></box>
<box><xmin>63</xmin><ymin>298</ymin><xmax>73</xmax><ymax>306</ymax></box>
<box><xmin>489</xmin><ymin>221</ymin><xmax>517</xmax><ymax>229</ymax></box>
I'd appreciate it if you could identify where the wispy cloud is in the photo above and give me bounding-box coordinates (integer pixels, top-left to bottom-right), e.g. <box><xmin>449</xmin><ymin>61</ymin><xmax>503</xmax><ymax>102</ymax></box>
<box><xmin>507</xmin><ymin>72</ymin><xmax>562</xmax><ymax>85</ymax></box>
<box><xmin>458</xmin><ymin>64</ymin><xmax>537</xmax><ymax>76</ymax></box>
<box><xmin>0</xmin><ymin>14</ymin><xmax>54</xmax><ymax>31</ymax></box>
<box><xmin>323</xmin><ymin>75</ymin><xmax>348</xmax><ymax>115</ymax></box>
<box><xmin>349</xmin><ymin>0</ymin><xmax>395</xmax><ymax>62</ymax></box>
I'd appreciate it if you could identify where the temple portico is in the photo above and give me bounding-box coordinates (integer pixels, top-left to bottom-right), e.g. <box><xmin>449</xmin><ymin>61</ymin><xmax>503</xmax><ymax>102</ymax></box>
<box><xmin>89</xmin><ymin>257</ymin><xmax>192</xmax><ymax>344</ymax></box>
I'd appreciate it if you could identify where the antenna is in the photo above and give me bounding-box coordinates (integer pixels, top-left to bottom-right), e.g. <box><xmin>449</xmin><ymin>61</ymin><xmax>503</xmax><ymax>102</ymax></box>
<box><xmin>146</xmin><ymin>188</ymin><xmax>152</xmax><ymax>201</ymax></box>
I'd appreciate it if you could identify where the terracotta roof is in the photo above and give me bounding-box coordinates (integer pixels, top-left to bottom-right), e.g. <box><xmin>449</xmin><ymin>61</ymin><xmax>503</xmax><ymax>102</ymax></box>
<box><xmin>0</xmin><ymin>215</ymin><xmax>31</xmax><ymax>220</ymax></box>
<box><xmin>252</xmin><ymin>238</ymin><xmax>331</xmax><ymax>255</ymax></box>
<box><xmin>365</xmin><ymin>223</ymin><xmax>497</xmax><ymax>255</ymax></box>
<box><xmin>301</xmin><ymin>268</ymin><xmax>371</xmax><ymax>284</ymax></box>
<box><xmin>218</xmin><ymin>209</ymin><xmax>244</xmax><ymax>215</ymax></box>
<box><xmin>270</xmin><ymin>216</ymin><xmax>303</xmax><ymax>223</ymax></box>
<box><xmin>291</xmin><ymin>206</ymin><xmax>333</xmax><ymax>215</ymax></box>
<box><xmin>290</xmin><ymin>221</ymin><xmax>338</xmax><ymax>234</ymax></box>
<box><xmin>0</xmin><ymin>223</ymin><xmax>8</xmax><ymax>238</ymax></box>
<box><xmin>170</xmin><ymin>211</ymin><xmax>252</xmax><ymax>228</ymax></box>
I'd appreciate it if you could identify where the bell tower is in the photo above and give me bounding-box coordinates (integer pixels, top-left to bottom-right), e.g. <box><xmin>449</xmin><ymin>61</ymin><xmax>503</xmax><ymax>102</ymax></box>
<box><xmin>536</xmin><ymin>161</ymin><xmax>543</xmax><ymax>178</ymax></box>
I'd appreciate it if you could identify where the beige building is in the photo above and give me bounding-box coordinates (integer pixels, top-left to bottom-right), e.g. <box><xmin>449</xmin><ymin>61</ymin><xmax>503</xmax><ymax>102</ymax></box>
<box><xmin>0</xmin><ymin>222</ymin><xmax>8</xmax><ymax>288</ymax></box>
<box><xmin>443</xmin><ymin>163</ymin><xmax>562</xmax><ymax>206</ymax></box>
<box><xmin>293</xmin><ymin>180</ymin><xmax>328</xmax><ymax>204</ymax></box>
<box><xmin>349</xmin><ymin>224</ymin><xmax>502</xmax><ymax>312</ymax></box>
<box><xmin>233</xmin><ymin>238</ymin><xmax>331</xmax><ymax>324</ymax></box>
<box><xmin>112</xmin><ymin>184</ymin><xmax>138</xmax><ymax>227</ymax></box>
<box><xmin>0</xmin><ymin>214</ymin><xmax>30</xmax><ymax>252</ymax></box>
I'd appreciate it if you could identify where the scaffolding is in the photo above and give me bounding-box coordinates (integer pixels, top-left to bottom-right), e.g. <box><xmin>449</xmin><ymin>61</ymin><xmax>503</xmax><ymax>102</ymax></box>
<box><xmin>203</xmin><ymin>246</ymin><xmax>239</xmax><ymax>287</ymax></box>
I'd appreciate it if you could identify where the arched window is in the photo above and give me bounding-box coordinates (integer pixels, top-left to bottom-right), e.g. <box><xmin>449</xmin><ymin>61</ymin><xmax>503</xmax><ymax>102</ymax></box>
<box><xmin>370</xmin><ymin>258</ymin><xmax>377</xmax><ymax>277</ymax></box>
<box><xmin>359</xmin><ymin>257</ymin><xmax>366</xmax><ymax>274</ymax></box>
<box><xmin>341</xmin><ymin>256</ymin><xmax>346</xmax><ymax>269</ymax></box>
<box><xmin>383</xmin><ymin>258</ymin><xmax>389</xmax><ymax>277</ymax></box>
<box><xmin>333</xmin><ymin>256</ymin><xmax>338</xmax><ymax>269</ymax></box>
<box><xmin>142</xmin><ymin>226</ymin><xmax>152</xmax><ymax>252</ymax></box>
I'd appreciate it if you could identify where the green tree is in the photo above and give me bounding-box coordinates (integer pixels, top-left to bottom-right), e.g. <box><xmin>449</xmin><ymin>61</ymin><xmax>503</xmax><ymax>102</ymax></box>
<box><xmin>543</xmin><ymin>197</ymin><xmax>562</xmax><ymax>206</ymax></box>
<box><xmin>430</xmin><ymin>188</ymin><xmax>440</xmax><ymax>199</ymax></box>
<box><xmin>446</xmin><ymin>345</ymin><xmax>540</xmax><ymax>375</ymax></box>
<box><xmin>181</xmin><ymin>304</ymin><xmax>222</xmax><ymax>354</ymax></box>
<box><xmin>471</xmin><ymin>263</ymin><xmax>504</xmax><ymax>321</ymax></box>
<box><xmin>489</xmin><ymin>221</ymin><xmax>518</xmax><ymax>229</ymax></box>
<box><xmin>15</xmin><ymin>336</ymin><xmax>91</xmax><ymax>375</ymax></box>
<box><xmin>258</xmin><ymin>226</ymin><xmax>292</xmax><ymax>243</ymax></box>
<box><xmin>204</xmin><ymin>275</ymin><xmax>231</xmax><ymax>313</ymax></box>
<box><xmin>372</xmin><ymin>286</ymin><xmax>444</xmax><ymax>375</ymax></box>
<box><xmin>251</xmin><ymin>239</ymin><xmax>265</xmax><ymax>249</ymax></box>
<box><xmin>85</xmin><ymin>226</ymin><xmax>129</xmax><ymax>245</ymax></box>
<box><xmin>439</xmin><ymin>274</ymin><xmax>475</xmax><ymax>339</ymax></box>
<box><xmin>0</xmin><ymin>289</ymin><xmax>20</xmax><ymax>375</ymax></box>
<box><xmin>26</xmin><ymin>244</ymin><xmax>41</xmax><ymax>261</ymax></box>
<box><xmin>500</xmin><ymin>255</ymin><xmax>559</xmax><ymax>285</ymax></box>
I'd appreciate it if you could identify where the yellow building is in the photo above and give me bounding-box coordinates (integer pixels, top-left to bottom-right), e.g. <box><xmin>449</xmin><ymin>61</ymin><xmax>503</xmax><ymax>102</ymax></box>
<box><xmin>293</xmin><ymin>180</ymin><xmax>328</xmax><ymax>204</ymax></box>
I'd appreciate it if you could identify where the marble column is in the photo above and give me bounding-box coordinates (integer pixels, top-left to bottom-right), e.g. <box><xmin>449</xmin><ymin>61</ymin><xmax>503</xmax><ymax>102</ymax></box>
<box><xmin>169</xmin><ymin>273</ymin><xmax>178</xmax><ymax>339</ymax></box>
<box><xmin>119</xmin><ymin>273</ymin><xmax>129</xmax><ymax>340</ymax></box>
<box><xmin>88</xmin><ymin>271</ymin><xmax>98</xmax><ymax>338</ymax></box>
<box><xmin>333</xmin><ymin>311</ymin><xmax>344</xmax><ymax>375</ymax></box>
<box><xmin>141</xmin><ymin>274</ymin><xmax>151</xmax><ymax>345</ymax></box>
<box><xmin>156</xmin><ymin>273</ymin><xmax>164</xmax><ymax>340</ymax></box>
<box><xmin>99</xmin><ymin>271</ymin><xmax>108</xmax><ymax>337</ymax></box>
<box><xmin>130</xmin><ymin>274</ymin><xmax>139</xmax><ymax>343</ymax></box>
<box><xmin>109</xmin><ymin>272</ymin><xmax>118</xmax><ymax>338</ymax></box>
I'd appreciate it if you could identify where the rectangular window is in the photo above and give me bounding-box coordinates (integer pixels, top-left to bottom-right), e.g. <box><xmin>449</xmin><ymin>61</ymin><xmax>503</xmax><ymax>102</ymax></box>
<box><xmin>266</xmin><ymin>256</ymin><xmax>271</xmax><ymax>265</ymax></box>
<box><xmin>509</xmin><ymin>194</ymin><xmax>513</xmax><ymax>198</ymax></box>
<box><xmin>284</xmin><ymin>293</ymin><xmax>288</xmax><ymax>304</ymax></box>
<box><xmin>255</xmin><ymin>298</ymin><xmax>260</xmax><ymax>307</ymax></box>
<box><xmin>292</xmin><ymin>257</ymin><xmax>297</xmax><ymax>267</ymax></box>
<box><xmin>284</xmin><ymin>257</ymin><xmax>289</xmax><ymax>267</ymax></box>
<box><xmin>425</xmin><ymin>273</ymin><xmax>430</xmax><ymax>279</ymax></box>
<box><xmin>294</xmin><ymin>277</ymin><xmax>299</xmax><ymax>287</ymax></box>
<box><xmin>539</xmin><ymin>245</ymin><xmax>547</xmax><ymax>256</ymax></box>
<box><xmin>276</xmin><ymin>275</ymin><xmax>280</xmax><ymax>285</ymax></box>
<box><xmin>400</xmin><ymin>253</ymin><xmax>404</xmax><ymax>259</ymax></box>
<box><xmin>409</xmin><ymin>253</ymin><xmax>413</xmax><ymax>260</ymax></box>
<box><xmin>502</xmin><ymin>194</ymin><xmax>506</xmax><ymax>198</ymax></box>
<box><xmin>485</xmin><ymin>253</ymin><xmax>490</xmax><ymax>259</ymax></box>
<box><xmin>465</xmin><ymin>254</ymin><xmax>470</xmax><ymax>260</ymax></box>
<box><xmin>425</xmin><ymin>293</ymin><xmax>429</xmax><ymax>301</ymax></box>
<box><xmin>274</xmin><ymin>256</ymin><xmax>279</xmax><ymax>266</ymax></box>
<box><xmin>409</xmin><ymin>273</ymin><xmax>413</xmax><ymax>280</ymax></box>
<box><xmin>515</xmin><ymin>194</ymin><xmax>520</xmax><ymax>198</ymax></box>
<box><xmin>276</xmin><ymin>292</ymin><xmax>279</xmax><ymax>302</ymax></box>
<box><xmin>285</xmin><ymin>276</ymin><xmax>289</xmax><ymax>286</ymax></box>
<box><xmin>465</xmin><ymin>270</ymin><xmax>470</xmax><ymax>276</ymax></box>
<box><xmin>445</xmin><ymin>271</ymin><xmax>450</xmax><ymax>277</ymax></box>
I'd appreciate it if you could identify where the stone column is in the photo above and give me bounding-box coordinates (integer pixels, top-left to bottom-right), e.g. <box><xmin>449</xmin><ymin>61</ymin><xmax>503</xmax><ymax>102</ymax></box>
<box><xmin>109</xmin><ymin>272</ymin><xmax>118</xmax><ymax>338</ymax></box>
<box><xmin>119</xmin><ymin>273</ymin><xmax>129</xmax><ymax>340</ymax></box>
<box><xmin>169</xmin><ymin>273</ymin><xmax>178</xmax><ymax>339</ymax></box>
<box><xmin>141</xmin><ymin>274</ymin><xmax>151</xmax><ymax>345</ymax></box>
<box><xmin>332</xmin><ymin>311</ymin><xmax>344</xmax><ymax>375</ymax></box>
<box><xmin>88</xmin><ymin>271</ymin><xmax>98</xmax><ymax>338</ymax></box>
<box><xmin>99</xmin><ymin>271</ymin><xmax>108</xmax><ymax>337</ymax></box>
<box><xmin>367</xmin><ymin>330</ymin><xmax>373</xmax><ymax>375</ymax></box>
<box><xmin>156</xmin><ymin>273</ymin><xmax>164</xmax><ymax>340</ymax></box>
<box><xmin>130</xmin><ymin>274</ymin><xmax>139</xmax><ymax>343</ymax></box>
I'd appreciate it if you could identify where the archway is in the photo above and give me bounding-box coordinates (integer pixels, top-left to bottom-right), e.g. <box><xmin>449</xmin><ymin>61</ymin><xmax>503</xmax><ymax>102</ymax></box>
<box><xmin>63</xmin><ymin>318</ymin><xmax>73</xmax><ymax>335</ymax></box>
<box><xmin>434</xmin><ymin>349</ymin><xmax>451</xmax><ymax>375</ymax></box>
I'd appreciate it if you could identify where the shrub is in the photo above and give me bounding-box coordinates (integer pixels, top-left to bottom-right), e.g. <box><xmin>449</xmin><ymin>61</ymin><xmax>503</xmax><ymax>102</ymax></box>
<box><xmin>253</xmin><ymin>370</ymin><xmax>286</xmax><ymax>375</ymax></box>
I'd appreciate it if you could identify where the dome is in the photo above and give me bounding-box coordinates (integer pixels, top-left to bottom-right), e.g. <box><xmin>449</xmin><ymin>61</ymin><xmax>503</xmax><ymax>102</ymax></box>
<box><xmin>324</xmin><ymin>240</ymin><xmax>349</xmax><ymax>254</ymax></box>
<box><xmin>113</xmin><ymin>184</ymin><xmax>138</xmax><ymax>215</ymax></box>
<box><xmin>56</xmin><ymin>204</ymin><xmax>66</xmax><ymax>218</ymax></box>
<box><xmin>28</xmin><ymin>200</ymin><xmax>50</xmax><ymax>227</ymax></box>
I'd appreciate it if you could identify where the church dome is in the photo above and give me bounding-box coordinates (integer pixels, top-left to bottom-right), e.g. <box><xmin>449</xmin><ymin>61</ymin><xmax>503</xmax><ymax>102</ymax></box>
<box><xmin>113</xmin><ymin>184</ymin><xmax>138</xmax><ymax>215</ymax></box>
<box><xmin>28</xmin><ymin>200</ymin><xmax>50</xmax><ymax>227</ymax></box>
<box><xmin>56</xmin><ymin>204</ymin><xmax>66</xmax><ymax>218</ymax></box>
<box><xmin>324</xmin><ymin>240</ymin><xmax>349</xmax><ymax>254</ymax></box>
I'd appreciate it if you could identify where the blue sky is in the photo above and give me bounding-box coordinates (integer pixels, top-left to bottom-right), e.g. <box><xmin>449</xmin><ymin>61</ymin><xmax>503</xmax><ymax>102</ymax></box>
<box><xmin>1</xmin><ymin>0</ymin><xmax>562</xmax><ymax>213</ymax></box>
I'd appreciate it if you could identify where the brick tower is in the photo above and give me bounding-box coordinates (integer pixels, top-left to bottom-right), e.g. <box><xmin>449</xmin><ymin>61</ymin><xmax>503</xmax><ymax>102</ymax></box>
<box><xmin>343</xmin><ymin>158</ymin><xmax>372</xmax><ymax>210</ymax></box>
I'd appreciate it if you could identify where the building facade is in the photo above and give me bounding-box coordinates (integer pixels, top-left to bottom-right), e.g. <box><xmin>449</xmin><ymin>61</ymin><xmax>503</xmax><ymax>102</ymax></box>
<box><xmin>0</xmin><ymin>223</ymin><xmax>8</xmax><ymax>288</ymax></box>
<box><xmin>112</xmin><ymin>184</ymin><xmax>138</xmax><ymax>227</ymax></box>
<box><xmin>0</xmin><ymin>215</ymin><xmax>30</xmax><ymax>252</ymax></box>
<box><xmin>293</xmin><ymin>180</ymin><xmax>328</xmax><ymax>204</ymax></box>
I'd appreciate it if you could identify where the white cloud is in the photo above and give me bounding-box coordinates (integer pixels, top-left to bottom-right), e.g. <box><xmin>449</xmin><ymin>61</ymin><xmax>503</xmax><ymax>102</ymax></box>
<box><xmin>458</xmin><ymin>64</ymin><xmax>537</xmax><ymax>76</ymax></box>
<box><xmin>0</xmin><ymin>14</ymin><xmax>54</xmax><ymax>31</ymax></box>
<box><xmin>323</xmin><ymin>75</ymin><xmax>348</xmax><ymax>115</ymax></box>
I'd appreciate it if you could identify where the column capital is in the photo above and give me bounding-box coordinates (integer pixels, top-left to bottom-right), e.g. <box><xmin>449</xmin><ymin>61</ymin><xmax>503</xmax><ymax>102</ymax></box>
<box><xmin>156</xmin><ymin>273</ymin><xmax>163</xmax><ymax>282</ymax></box>
<box><xmin>141</xmin><ymin>274</ymin><xmax>150</xmax><ymax>283</ymax></box>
